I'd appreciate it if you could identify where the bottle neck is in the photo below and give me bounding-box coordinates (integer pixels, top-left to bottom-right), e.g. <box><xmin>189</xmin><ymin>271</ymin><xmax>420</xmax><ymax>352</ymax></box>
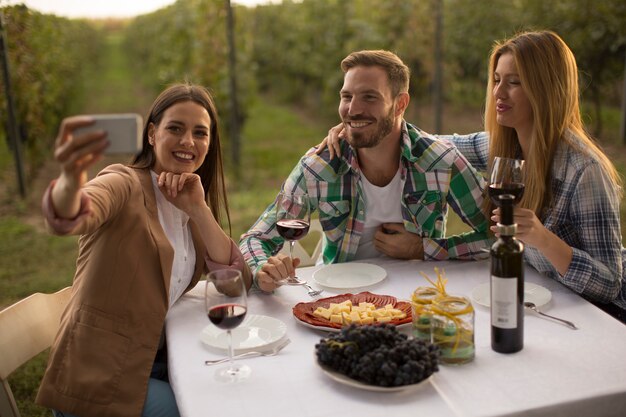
<box><xmin>500</xmin><ymin>201</ymin><xmax>514</xmax><ymax>225</ymax></box>
<box><xmin>498</xmin><ymin>195</ymin><xmax>516</xmax><ymax>236</ymax></box>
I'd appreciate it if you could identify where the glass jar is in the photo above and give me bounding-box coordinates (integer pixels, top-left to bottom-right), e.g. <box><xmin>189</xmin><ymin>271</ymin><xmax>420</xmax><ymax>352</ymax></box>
<box><xmin>430</xmin><ymin>296</ymin><xmax>475</xmax><ymax>365</ymax></box>
<box><xmin>411</xmin><ymin>287</ymin><xmax>441</xmax><ymax>342</ymax></box>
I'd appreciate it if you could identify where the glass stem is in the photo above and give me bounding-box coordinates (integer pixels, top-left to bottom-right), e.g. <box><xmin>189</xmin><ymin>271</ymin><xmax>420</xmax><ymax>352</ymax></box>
<box><xmin>227</xmin><ymin>329</ymin><xmax>235</xmax><ymax>370</ymax></box>
<box><xmin>289</xmin><ymin>240</ymin><xmax>296</xmax><ymax>277</ymax></box>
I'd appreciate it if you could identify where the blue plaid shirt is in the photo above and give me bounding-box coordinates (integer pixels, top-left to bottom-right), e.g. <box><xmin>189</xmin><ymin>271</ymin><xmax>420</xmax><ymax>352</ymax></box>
<box><xmin>240</xmin><ymin>122</ymin><xmax>491</xmax><ymax>278</ymax></box>
<box><xmin>447</xmin><ymin>132</ymin><xmax>626</xmax><ymax>309</ymax></box>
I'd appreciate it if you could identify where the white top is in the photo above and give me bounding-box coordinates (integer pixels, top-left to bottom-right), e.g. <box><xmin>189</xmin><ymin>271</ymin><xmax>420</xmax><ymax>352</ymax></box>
<box><xmin>354</xmin><ymin>165</ymin><xmax>404</xmax><ymax>260</ymax></box>
<box><xmin>150</xmin><ymin>171</ymin><xmax>195</xmax><ymax>309</ymax></box>
<box><xmin>166</xmin><ymin>258</ymin><xmax>626</xmax><ymax>417</ymax></box>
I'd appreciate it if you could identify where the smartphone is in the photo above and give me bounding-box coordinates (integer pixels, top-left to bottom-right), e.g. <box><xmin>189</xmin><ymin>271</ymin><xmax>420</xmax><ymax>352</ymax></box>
<box><xmin>75</xmin><ymin>113</ymin><xmax>143</xmax><ymax>154</ymax></box>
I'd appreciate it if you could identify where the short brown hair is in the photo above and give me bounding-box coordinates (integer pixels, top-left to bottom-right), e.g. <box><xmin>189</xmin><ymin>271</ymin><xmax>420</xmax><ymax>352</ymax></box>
<box><xmin>341</xmin><ymin>50</ymin><xmax>410</xmax><ymax>97</ymax></box>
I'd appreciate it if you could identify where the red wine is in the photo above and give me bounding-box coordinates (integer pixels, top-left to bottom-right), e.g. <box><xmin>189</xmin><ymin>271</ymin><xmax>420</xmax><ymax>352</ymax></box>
<box><xmin>276</xmin><ymin>219</ymin><xmax>310</xmax><ymax>241</ymax></box>
<box><xmin>490</xmin><ymin>194</ymin><xmax>524</xmax><ymax>353</ymax></box>
<box><xmin>488</xmin><ymin>183</ymin><xmax>525</xmax><ymax>206</ymax></box>
<box><xmin>208</xmin><ymin>304</ymin><xmax>247</xmax><ymax>330</ymax></box>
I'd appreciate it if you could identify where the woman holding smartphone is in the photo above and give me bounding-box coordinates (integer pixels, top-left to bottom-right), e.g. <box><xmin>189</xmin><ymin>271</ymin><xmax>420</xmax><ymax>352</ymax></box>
<box><xmin>319</xmin><ymin>31</ymin><xmax>626</xmax><ymax>323</ymax></box>
<box><xmin>37</xmin><ymin>83</ymin><xmax>252</xmax><ymax>416</ymax></box>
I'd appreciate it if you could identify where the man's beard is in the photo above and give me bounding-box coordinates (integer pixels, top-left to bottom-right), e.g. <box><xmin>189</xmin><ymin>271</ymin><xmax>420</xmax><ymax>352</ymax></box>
<box><xmin>345</xmin><ymin>105</ymin><xmax>395</xmax><ymax>149</ymax></box>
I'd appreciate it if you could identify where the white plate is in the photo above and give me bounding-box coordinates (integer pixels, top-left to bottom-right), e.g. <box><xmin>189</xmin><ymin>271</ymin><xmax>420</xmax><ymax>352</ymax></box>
<box><xmin>471</xmin><ymin>282</ymin><xmax>552</xmax><ymax>308</ymax></box>
<box><xmin>313</xmin><ymin>263</ymin><xmax>387</xmax><ymax>289</ymax></box>
<box><xmin>201</xmin><ymin>314</ymin><xmax>287</xmax><ymax>354</ymax></box>
<box><xmin>318</xmin><ymin>362</ymin><xmax>433</xmax><ymax>392</ymax></box>
<box><xmin>293</xmin><ymin>315</ymin><xmax>412</xmax><ymax>333</ymax></box>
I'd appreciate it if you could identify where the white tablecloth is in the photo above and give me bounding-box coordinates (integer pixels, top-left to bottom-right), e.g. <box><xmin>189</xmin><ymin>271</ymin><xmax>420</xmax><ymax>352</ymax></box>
<box><xmin>166</xmin><ymin>258</ymin><xmax>626</xmax><ymax>417</ymax></box>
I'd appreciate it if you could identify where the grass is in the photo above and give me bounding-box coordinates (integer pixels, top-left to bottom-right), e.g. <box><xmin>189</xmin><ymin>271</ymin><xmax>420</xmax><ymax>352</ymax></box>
<box><xmin>0</xmin><ymin>218</ymin><xmax>77</xmax><ymax>308</ymax></box>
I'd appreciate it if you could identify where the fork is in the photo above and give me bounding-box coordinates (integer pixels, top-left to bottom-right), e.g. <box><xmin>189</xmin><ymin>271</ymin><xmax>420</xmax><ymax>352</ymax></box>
<box><xmin>303</xmin><ymin>283</ymin><xmax>324</xmax><ymax>297</ymax></box>
<box><xmin>524</xmin><ymin>302</ymin><xmax>578</xmax><ymax>330</ymax></box>
<box><xmin>204</xmin><ymin>338</ymin><xmax>291</xmax><ymax>365</ymax></box>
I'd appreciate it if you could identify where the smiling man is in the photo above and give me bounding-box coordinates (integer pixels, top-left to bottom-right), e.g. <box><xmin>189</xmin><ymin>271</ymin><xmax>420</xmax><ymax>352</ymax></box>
<box><xmin>240</xmin><ymin>50</ymin><xmax>491</xmax><ymax>292</ymax></box>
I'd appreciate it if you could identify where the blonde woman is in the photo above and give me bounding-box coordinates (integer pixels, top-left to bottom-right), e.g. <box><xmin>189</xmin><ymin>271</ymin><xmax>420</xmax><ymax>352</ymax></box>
<box><xmin>320</xmin><ymin>31</ymin><xmax>626</xmax><ymax>323</ymax></box>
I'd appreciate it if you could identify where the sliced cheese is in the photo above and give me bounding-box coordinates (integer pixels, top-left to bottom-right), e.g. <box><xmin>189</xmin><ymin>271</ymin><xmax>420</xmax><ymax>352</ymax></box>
<box><xmin>312</xmin><ymin>299</ymin><xmax>407</xmax><ymax>325</ymax></box>
<box><xmin>329</xmin><ymin>314</ymin><xmax>343</xmax><ymax>324</ymax></box>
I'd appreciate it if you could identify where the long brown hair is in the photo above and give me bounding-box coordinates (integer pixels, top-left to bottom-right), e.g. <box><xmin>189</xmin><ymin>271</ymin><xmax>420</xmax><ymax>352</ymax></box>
<box><xmin>484</xmin><ymin>30</ymin><xmax>622</xmax><ymax>216</ymax></box>
<box><xmin>132</xmin><ymin>83</ymin><xmax>231</xmax><ymax>231</ymax></box>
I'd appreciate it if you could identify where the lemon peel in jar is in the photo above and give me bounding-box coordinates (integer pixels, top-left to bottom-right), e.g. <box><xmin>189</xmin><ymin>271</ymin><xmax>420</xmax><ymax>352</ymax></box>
<box><xmin>420</xmin><ymin>267</ymin><xmax>448</xmax><ymax>296</ymax></box>
<box><xmin>412</xmin><ymin>268</ymin><xmax>475</xmax><ymax>364</ymax></box>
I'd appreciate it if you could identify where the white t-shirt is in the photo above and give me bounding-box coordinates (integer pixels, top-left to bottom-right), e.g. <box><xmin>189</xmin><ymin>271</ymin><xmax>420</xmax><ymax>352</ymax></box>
<box><xmin>354</xmin><ymin>165</ymin><xmax>404</xmax><ymax>260</ymax></box>
<box><xmin>150</xmin><ymin>171</ymin><xmax>196</xmax><ymax>309</ymax></box>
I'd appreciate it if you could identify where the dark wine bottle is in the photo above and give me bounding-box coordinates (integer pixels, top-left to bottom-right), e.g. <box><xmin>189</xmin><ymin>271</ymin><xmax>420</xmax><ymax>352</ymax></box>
<box><xmin>490</xmin><ymin>194</ymin><xmax>524</xmax><ymax>353</ymax></box>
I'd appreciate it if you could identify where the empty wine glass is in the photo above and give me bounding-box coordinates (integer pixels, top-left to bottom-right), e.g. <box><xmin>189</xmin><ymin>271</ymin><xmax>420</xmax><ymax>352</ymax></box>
<box><xmin>205</xmin><ymin>269</ymin><xmax>251</xmax><ymax>382</ymax></box>
<box><xmin>488</xmin><ymin>157</ymin><xmax>525</xmax><ymax>206</ymax></box>
<box><xmin>275</xmin><ymin>191</ymin><xmax>310</xmax><ymax>285</ymax></box>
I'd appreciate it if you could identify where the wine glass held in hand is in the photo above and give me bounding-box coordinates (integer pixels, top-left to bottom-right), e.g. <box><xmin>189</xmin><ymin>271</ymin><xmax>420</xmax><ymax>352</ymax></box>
<box><xmin>275</xmin><ymin>191</ymin><xmax>311</xmax><ymax>285</ymax></box>
<box><xmin>488</xmin><ymin>157</ymin><xmax>525</xmax><ymax>206</ymax></box>
<box><xmin>205</xmin><ymin>269</ymin><xmax>251</xmax><ymax>382</ymax></box>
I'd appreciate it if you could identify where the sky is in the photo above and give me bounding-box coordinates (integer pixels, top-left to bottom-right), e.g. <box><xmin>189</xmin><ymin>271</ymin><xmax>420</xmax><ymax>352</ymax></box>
<box><xmin>2</xmin><ymin>0</ymin><xmax>277</xmax><ymax>19</ymax></box>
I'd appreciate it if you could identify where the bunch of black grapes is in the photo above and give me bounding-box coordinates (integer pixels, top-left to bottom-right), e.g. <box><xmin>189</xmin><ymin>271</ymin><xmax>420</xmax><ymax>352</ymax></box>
<box><xmin>315</xmin><ymin>324</ymin><xmax>439</xmax><ymax>387</ymax></box>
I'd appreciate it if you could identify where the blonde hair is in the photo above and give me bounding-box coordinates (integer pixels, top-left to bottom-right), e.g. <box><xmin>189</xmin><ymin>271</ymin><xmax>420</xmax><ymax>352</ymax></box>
<box><xmin>484</xmin><ymin>30</ymin><xmax>622</xmax><ymax>215</ymax></box>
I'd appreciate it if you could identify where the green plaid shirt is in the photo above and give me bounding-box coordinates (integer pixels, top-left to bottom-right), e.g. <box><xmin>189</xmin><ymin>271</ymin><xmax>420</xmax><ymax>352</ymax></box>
<box><xmin>239</xmin><ymin>121</ymin><xmax>490</xmax><ymax>277</ymax></box>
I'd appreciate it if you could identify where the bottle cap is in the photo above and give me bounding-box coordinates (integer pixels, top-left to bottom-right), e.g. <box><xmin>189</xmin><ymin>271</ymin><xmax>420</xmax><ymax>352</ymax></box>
<box><xmin>496</xmin><ymin>223</ymin><xmax>517</xmax><ymax>236</ymax></box>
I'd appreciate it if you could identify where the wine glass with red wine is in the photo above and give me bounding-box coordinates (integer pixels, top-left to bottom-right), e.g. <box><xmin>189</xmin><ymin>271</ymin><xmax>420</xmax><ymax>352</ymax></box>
<box><xmin>205</xmin><ymin>269</ymin><xmax>250</xmax><ymax>382</ymax></box>
<box><xmin>275</xmin><ymin>191</ymin><xmax>310</xmax><ymax>285</ymax></box>
<box><xmin>488</xmin><ymin>157</ymin><xmax>525</xmax><ymax>206</ymax></box>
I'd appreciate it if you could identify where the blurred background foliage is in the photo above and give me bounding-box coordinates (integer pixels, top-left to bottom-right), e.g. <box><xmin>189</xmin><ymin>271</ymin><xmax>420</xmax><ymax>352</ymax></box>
<box><xmin>124</xmin><ymin>0</ymin><xmax>626</xmax><ymax>133</ymax></box>
<box><xmin>2</xmin><ymin>0</ymin><xmax>625</xmax><ymax>187</ymax></box>
<box><xmin>0</xmin><ymin>4</ymin><xmax>103</xmax><ymax>179</ymax></box>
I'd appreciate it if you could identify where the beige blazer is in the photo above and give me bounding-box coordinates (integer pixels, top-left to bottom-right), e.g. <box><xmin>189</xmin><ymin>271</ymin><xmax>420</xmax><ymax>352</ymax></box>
<box><xmin>37</xmin><ymin>165</ymin><xmax>248</xmax><ymax>417</ymax></box>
